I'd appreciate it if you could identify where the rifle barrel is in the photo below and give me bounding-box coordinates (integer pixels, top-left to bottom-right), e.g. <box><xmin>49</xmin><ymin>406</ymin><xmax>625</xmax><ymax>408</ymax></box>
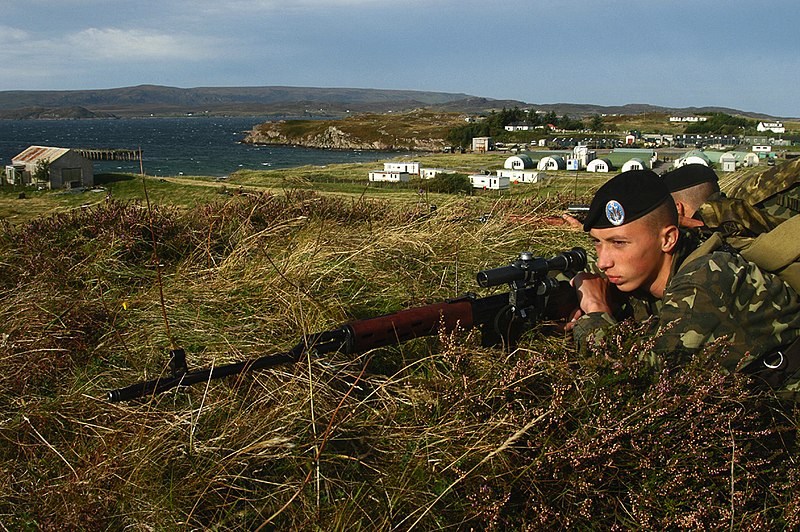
<box><xmin>107</xmin><ymin>351</ymin><xmax>297</xmax><ymax>403</ymax></box>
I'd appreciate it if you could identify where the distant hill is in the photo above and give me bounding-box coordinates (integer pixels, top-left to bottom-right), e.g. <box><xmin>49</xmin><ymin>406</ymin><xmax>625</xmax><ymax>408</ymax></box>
<box><xmin>0</xmin><ymin>84</ymin><xmax>787</xmax><ymax>120</ymax></box>
<box><xmin>0</xmin><ymin>85</ymin><xmax>482</xmax><ymax>118</ymax></box>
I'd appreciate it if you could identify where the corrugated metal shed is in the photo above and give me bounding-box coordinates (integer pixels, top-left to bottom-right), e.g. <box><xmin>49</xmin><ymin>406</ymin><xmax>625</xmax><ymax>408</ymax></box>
<box><xmin>12</xmin><ymin>146</ymin><xmax>71</xmax><ymax>164</ymax></box>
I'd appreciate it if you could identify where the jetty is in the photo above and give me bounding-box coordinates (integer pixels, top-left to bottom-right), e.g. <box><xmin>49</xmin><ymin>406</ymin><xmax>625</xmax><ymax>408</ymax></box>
<box><xmin>75</xmin><ymin>148</ymin><xmax>139</xmax><ymax>161</ymax></box>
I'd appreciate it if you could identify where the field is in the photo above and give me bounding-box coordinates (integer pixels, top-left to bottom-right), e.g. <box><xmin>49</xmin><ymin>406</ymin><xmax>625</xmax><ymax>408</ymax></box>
<box><xmin>0</xmin><ymin>152</ymin><xmax>610</xmax><ymax>224</ymax></box>
<box><xmin>1</xmin><ymin>155</ymin><xmax>800</xmax><ymax>529</ymax></box>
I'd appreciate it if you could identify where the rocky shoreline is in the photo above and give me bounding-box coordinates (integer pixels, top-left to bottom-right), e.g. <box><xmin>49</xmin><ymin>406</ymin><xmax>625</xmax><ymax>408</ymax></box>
<box><xmin>243</xmin><ymin>122</ymin><xmax>446</xmax><ymax>151</ymax></box>
<box><xmin>242</xmin><ymin>111</ymin><xmax>463</xmax><ymax>151</ymax></box>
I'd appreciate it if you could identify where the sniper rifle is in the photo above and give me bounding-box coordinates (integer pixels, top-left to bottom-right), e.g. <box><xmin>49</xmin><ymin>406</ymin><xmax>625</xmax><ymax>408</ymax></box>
<box><xmin>107</xmin><ymin>247</ymin><xmax>587</xmax><ymax>402</ymax></box>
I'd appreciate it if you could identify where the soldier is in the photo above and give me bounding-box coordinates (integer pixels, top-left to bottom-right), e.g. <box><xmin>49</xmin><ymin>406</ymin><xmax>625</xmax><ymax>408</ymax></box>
<box><xmin>662</xmin><ymin>163</ymin><xmax>779</xmax><ymax>236</ymax></box>
<box><xmin>568</xmin><ymin>169</ymin><xmax>800</xmax><ymax>395</ymax></box>
<box><xmin>663</xmin><ymin>163</ymin><xmax>721</xmax><ymax>221</ymax></box>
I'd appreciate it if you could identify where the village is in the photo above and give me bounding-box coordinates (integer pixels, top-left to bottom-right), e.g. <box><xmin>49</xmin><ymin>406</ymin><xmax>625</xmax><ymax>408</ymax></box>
<box><xmin>367</xmin><ymin>118</ymin><xmax>789</xmax><ymax>191</ymax></box>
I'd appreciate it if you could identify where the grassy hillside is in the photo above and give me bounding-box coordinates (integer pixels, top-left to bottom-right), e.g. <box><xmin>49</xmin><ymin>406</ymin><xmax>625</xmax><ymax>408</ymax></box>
<box><xmin>1</xmin><ymin>175</ymin><xmax>799</xmax><ymax>528</ymax></box>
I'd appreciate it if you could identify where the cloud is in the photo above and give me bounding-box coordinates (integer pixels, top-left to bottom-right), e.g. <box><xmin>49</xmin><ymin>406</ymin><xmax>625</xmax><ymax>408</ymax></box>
<box><xmin>66</xmin><ymin>28</ymin><xmax>217</xmax><ymax>61</ymax></box>
<box><xmin>0</xmin><ymin>25</ymin><xmax>29</xmax><ymax>42</ymax></box>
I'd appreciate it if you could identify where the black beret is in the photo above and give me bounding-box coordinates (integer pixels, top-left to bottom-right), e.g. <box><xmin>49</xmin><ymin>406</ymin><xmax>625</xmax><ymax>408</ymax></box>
<box><xmin>661</xmin><ymin>163</ymin><xmax>719</xmax><ymax>193</ymax></box>
<box><xmin>583</xmin><ymin>169</ymin><xmax>673</xmax><ymax>231</ymax></box>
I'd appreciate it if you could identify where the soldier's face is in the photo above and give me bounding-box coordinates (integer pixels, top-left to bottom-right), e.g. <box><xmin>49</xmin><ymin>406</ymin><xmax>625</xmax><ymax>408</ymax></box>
<box><xmin>590</xmin><ymin>217</ymin><xmax>671</xmax><ymax>294</ymax></box>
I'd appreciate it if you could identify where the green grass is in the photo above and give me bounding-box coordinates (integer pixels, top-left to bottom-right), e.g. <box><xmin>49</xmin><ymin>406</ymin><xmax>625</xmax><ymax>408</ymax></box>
<box><xmin>0</xmin><ymin>153</ymin><xmax>610</xmax><ymax>224</ymax></box>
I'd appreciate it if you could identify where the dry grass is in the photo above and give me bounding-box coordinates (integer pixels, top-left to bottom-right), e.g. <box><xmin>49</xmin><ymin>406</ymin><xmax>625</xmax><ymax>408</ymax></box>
<box><xmin>1</xmin><ymin>188</ymin><xmax>798</xmax><ymax>530</ymax></box>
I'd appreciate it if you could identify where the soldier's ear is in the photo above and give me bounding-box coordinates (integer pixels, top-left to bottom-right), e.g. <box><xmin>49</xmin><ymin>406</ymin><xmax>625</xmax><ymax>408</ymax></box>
<box><xmin>674</xmin><ymin>200</ymin><xmax>687</xmax><ymax>217</ymax></box>
<box><xmin>661</xmin><ymin>225</ymin><xmax>679</xmax><ymax>253</ymax></box>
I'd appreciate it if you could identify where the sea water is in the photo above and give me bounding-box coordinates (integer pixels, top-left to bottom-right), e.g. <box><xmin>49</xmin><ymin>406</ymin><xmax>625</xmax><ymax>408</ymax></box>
<box><xmin>0</xmin><ymin>116</ymin><xmax>406</xmax><ymax>177</ymax></box>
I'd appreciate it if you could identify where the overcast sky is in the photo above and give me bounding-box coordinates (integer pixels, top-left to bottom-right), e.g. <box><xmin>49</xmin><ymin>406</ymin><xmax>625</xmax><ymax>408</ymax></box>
<box><xmin>1</xmin><ymin>0</ymin><xmax>798</xmax><ymax>117</ymax></box>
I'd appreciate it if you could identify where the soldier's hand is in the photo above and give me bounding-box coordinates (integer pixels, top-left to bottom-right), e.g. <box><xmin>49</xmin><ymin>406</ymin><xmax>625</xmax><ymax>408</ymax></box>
<box><xmin>561</xmin><ymin>213</ymin><xmax>584</xmax><ymax>230</ymax></box>
<box><xmin>679</xmin><ymin>214</ymin><xmax>705</xmax><ymax>228</ymax></box>
<box><xmin>570</xmin><ymin>272</ymin><xmax>613</xmax><ymax>315</ymax></box>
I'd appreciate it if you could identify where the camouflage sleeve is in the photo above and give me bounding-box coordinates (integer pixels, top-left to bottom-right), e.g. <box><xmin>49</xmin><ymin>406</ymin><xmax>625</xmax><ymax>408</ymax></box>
<box><xmin>572</xmin><ymin>311</ymin><xmax>618</xmax><ymax>354</ymax></box>
<box><xmin>570</xmin><ymin>279</ymin><xmax>723</xmax><ymax>366</ymax></box>
<box><xmin>644</xmin><ymin>252</ymin><xmax>800</xmax><ymax>373</ymax></box>
<box><xmin>647</xmin><ymin>280</ymin><xmax>722</xmax><ymax>370</ymax></box>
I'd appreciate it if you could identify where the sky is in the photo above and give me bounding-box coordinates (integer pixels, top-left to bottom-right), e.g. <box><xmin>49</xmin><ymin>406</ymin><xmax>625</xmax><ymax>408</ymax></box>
<box><xmin>1</xmin><ymin>0</ymin><xmax>798</xmax><ymax>117</ymax></box>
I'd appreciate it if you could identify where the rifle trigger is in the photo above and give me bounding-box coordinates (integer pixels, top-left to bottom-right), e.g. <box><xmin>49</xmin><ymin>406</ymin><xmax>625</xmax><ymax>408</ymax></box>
<box><xmin>169</xmin><ymin>348</ymin><xmax>188</xmax><ymax>376</ymax></box>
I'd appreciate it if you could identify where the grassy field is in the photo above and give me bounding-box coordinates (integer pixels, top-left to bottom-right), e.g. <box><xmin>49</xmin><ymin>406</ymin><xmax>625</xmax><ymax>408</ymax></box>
<box><xmin>0</xmin><ymin>152</ymin><xmax>610</xmax><ymax>224</ymax></box>
<box><xmin>2</xmin><ymin>156</ymin><xmax>799</xmax><ymax>529</ymax></box>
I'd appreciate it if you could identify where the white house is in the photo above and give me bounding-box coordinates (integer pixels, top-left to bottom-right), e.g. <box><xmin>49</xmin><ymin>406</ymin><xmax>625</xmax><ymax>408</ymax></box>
<box><xmin>504</xmin><ymin>123</ymin><xmax>533</xmax><ymax>131</ymax></box>
<box><xmin>496</xmin><ymin>169</ymin><xmax>547</xmax><ymax>183</ymax></box>
<box><xmin>586</xmin><ymin>158</ymin><xmax>613</xmax><ymax>172</ymax></box>
<box><xmin>383</xmin><ymin>161</ymin><xmax>420</xmax><ymax>175</ymax></box>
<box><xmin>752</xmin><ymin>145</ymin><xmax>772</xmax><ymax>153</ymax></box>
<box><xmin>757</xmin><ymin>121</ymin><xmax>785</xmax><ymax>134</ymax></box>
<box><xmin>369</xmin><ymin>171</ymin><xmax>410</xmax><ymax>183</ymax></box>
<box><xmin>419</xmin><ymin>167</ymin><xmax>455</xmax><ymax>179</ymax></box>
<box><xmin>669</xmin><ymin>116</ymin><xmax>708</xmax><ymax>122</ymax></box>
<box><xmin>537</xmin><ymin>155</ymin><xmax>566</xmax><ymax>171</ymax></box>
<box><xmin>8</xmin><ymin>145</ymin><xmax>94</xmax><ymax>189</ymax></box>
<box><xmin>620</xmin><ymin>158</ymin><xmax>646</xmax><ymax>172</ymax></box>
<box><xmin>469</xmin><ymin>173</ymin><xmax>510</xmax><ymax>190</ymax></box>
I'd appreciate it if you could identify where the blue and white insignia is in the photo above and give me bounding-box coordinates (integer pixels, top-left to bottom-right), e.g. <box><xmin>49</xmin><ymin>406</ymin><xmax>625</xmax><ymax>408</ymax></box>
<box><xmin>605</xmin><ymin>200</ymin><xmax>625</xmax><ymax>226</ymax></box>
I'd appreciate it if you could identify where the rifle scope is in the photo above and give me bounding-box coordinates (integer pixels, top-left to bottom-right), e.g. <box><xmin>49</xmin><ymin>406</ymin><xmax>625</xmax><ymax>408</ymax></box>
<box><xmin>476</xmin><ymin>247</ymin><xmax>587</xmax><ymax>288</ymax></box>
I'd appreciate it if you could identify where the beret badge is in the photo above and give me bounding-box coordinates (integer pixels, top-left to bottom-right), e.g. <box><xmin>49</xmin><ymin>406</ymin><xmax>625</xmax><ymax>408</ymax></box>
<box><xmin>605</xmin><ymin>200</ymin><xmax>625</xmax><ymax>226</ymax></box>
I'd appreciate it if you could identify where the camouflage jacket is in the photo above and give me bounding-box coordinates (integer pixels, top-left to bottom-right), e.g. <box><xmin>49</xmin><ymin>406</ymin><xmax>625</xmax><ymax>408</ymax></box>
<box><xmin>696</xmin><ymin>191</ymin><xmax>784</xmax><ymax>237</ymax></box>
<box><xmin>573</xmin><ymin>233</ymin><xmax>800</xmax><ymax>380</ymax></box>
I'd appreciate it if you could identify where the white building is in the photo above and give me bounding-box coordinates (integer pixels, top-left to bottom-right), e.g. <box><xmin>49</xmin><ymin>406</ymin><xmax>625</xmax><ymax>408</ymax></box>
<box><xmin>369</xmin><ymin>171</ymin><xmax>410</xmax><ymax>183</ymax></box>
<box><xmin>573</xmin><ymin>145</ymin><xmax>595</xmax><ymax>167</ymax></box>
<box><xmin>620</xmin><ymin>158</ymin><xmax>646</xmax><ymax>172</ymax></box>
<box><xmin>503</xmin><ymin>154</ymin><xmax>536</xmax><ymax>170</ymax></box>
<box><xmin>537</xmin><ymin>155</ymin><xmax>566</xmax><ymax>171</ymax></box>
<box><xmin>496</xmin><ymin>169</ymin><xmax>547</xmax><ymax>183</ymax></box>
<box><xmin>719</xmin><ymin>151</ymin><xmax>759</xmax><ymax>171</ymax></box>
<box><xmin>752</xmin><ymin>145</ymin><xmax>772</xmax><ymax>153</ymax></box>
<box><xmin>504</xmin><ymin>123</ymin><xmax>533</xmax><ymax>131</ymax></box>
<box><xmin>669</xmin><ymin>116</ymin><xmax>708</xmax><ymax>122</ymax></box>
<box><xmin>472</xmin><ymin>137</ymin><xmax>494</xmax><ymax>153</ymax></box>
<box><xmin>419</xmin><ymin>167</ymin><xmax>455</xmax><ymax>179</ymax></box>
<box><xmin>383</xmin><ymin>161</ymin><xmax>420</xmax><ymax>175</ymax></box>
<box><xmin>586</xmin><ymin>158</ymin><xmax>613</xmax><ymax>172</ymax></box>
<box><xmin>757</xmin><ymin>122</ymin><xmax>785</xmax><ymax>134</ymax></box>
<box><xmin>469</xmin><ymin>173</ymin><xmax>510</xmax><ymax>190</ymax></box>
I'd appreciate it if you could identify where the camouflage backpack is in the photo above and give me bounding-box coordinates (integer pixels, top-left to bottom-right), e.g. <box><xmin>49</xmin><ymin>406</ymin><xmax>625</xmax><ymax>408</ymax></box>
<box><xmin>683</xmin><ymin>214</ymin><xmax>800</xmax><ymax>295</ymax></box>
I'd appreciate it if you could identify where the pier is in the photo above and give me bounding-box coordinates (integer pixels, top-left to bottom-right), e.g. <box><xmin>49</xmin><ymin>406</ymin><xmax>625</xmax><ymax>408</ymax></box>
<box><xmin>76</xmin><ymin>148</ymin><xmax>140</xmax><ymax>161</ymax></box>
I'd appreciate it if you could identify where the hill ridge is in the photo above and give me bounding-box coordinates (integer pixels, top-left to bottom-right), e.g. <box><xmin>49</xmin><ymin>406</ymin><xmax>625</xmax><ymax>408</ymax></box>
<box><xmin>0</xmin><ymin>84</ymin><xmax>788</xmax><ymax>120</ymax></box>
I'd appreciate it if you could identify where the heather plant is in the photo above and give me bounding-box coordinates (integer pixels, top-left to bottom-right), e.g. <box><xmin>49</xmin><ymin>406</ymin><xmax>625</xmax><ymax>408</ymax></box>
<box><xmin>0</xmin><ymin>187</ymin><xmax>798</xmax><ymax>530</ymax></box>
